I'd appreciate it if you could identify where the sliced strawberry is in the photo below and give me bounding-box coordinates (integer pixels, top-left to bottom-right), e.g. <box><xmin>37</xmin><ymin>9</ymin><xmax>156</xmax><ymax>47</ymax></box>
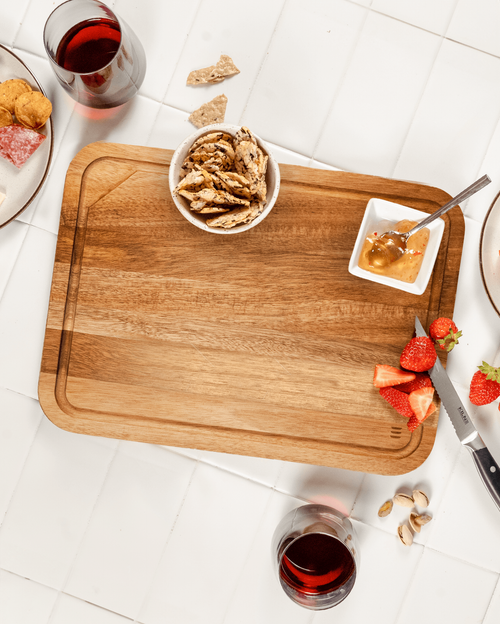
<box><xmin>407</xmin><ymin>414</ymin><xmax>420</xmax><ymax>432</ymax></box>
<box><xmin>379</xmin><ymin>387</ymin><xmax>415</xmax><ymax>418</ymax></box>
<box><xmin>393</xmin><ymin>372</ymin><xmax>432</xmax><ymax>394</ymax></box>
<box><xmin>373</xmin><ymin>364</ymin><xmax>416</xmax><ymax>388</ymax></box>
<box><xmin>407</xmin><ymin>402</ymin><xmax>436</xmax><ymax>432</ymax></box>
<box><xmin>425</xmin><ymin>403</ymin><xmax>437</xmax><ymax>418</ymax></box>
<box><xmin>408</xmin><ymin>387</ymin><xmax>435</xmax><ymax>422</ymax></box>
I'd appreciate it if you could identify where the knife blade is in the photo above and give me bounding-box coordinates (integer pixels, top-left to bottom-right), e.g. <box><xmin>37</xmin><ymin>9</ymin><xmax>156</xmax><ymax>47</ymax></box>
<box><xmin>415</xmin><ymin>316</ymin><xmax>500</xmax><ymax>512</ymax></box>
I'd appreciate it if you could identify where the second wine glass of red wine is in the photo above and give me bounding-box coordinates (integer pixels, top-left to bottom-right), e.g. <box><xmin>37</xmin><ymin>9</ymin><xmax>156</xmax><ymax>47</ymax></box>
<box><xmin>272</xmin><ymin>504</ymin><xmax>359</xmax><ymax>610</ymax></box>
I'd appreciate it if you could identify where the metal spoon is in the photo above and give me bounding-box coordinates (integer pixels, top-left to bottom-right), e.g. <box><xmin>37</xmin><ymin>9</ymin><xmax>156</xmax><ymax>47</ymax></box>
<box><xmin>367</xmin><ymin>174</ymin><xmax>492</xmax><ymax>268</ymax></box>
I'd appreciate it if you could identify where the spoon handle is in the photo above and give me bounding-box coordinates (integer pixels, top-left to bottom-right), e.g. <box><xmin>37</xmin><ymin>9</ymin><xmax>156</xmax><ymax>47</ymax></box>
<box><xmin>406</xmin><ymin>174</ymin><xmax>491</xmax><ymax>237</ymax></box>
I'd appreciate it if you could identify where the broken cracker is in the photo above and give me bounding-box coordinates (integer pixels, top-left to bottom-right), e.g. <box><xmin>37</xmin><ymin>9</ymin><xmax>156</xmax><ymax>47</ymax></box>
<box><xmin>235</xmin><ymin>140</ymin><xmax>267</xmax><ymax>186</ymax></box>
<box><xmin>188</xmin><ymin>94</ymin><xmax>228</xmax><ymax>128</ymax></box>
<box><xmin>208</xmin><ymin>54</ymin><xmax>240</xmax><ymax>83</ymax></box>
<box><xmin>187</xmin><ymin>54</ymin><xmax>240</xmax><ymax>85</ymax></box>
<box><xmin>206</xmin><ymin>204</ymin><xmax>257</xmax><ymax>229</ymax></box>
<box><xmin>189</xmin><ymin>132</ymin><xmax>233</xmax><ymax>152</ymax></box>
<box><xmin>178</xmin><ymin>187</ymin><xmax>250</xmax><ymax>208</ymax></box>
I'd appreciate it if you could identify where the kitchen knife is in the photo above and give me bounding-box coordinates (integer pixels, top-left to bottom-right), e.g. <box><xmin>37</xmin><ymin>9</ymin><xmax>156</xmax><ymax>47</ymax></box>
<box><xmin>415</xmin><ymin>316</ymin><xmax>500</xmax><ymax>512</ymax></box>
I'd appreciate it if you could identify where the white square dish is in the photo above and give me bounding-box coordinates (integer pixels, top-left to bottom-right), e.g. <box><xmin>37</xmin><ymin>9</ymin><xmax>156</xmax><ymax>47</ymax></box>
<box><xmin>348</xmin><ymin>197</ymin><xmax>445</xmax><ymax>295</ymax></box>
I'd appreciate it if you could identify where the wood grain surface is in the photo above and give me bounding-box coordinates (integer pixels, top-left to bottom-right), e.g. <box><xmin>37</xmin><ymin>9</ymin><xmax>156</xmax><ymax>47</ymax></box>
<box><xmin>38</xmin><ymin>142</ymin><xmax>465</xmax><ymax>474</ymax></box>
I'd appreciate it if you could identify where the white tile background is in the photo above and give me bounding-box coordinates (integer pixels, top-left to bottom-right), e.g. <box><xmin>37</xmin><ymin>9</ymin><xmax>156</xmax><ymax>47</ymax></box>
<box><xmin>1</xmin><ymin>0</ymin><xmax>500</xmax><ymax>622</ymax></box>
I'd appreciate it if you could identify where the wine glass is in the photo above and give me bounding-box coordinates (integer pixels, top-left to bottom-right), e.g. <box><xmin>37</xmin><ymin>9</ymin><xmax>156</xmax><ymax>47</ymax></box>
<box><xmin>43</xmin><ymin>0</ymin><xmax>146</xmax><ymax>109</ymax></box>
<box><xmin>271</xmin><ymin>504</ymin><xmax>359</xmax><ymax>610</ymax></box>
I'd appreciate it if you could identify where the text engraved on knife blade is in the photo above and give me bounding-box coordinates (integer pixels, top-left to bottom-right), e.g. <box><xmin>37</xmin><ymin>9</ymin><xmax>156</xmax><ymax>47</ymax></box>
<box><xmin>457</xmin><ymin>405</ymin><xmax>470</xmax><ymax>426</ymax></box>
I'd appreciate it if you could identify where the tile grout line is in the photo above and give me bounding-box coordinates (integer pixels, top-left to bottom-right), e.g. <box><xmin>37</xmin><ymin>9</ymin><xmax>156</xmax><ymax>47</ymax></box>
<box><xmin>424</xmin><ymin>543</ymin><xmax>500</xmax><ymax>576</ymax></box>
<box><xmin>0</xmin><ymin>222</ymin><xmax>30</xmax><ymax>309</ymax></box>
<box><xmin>461</xmin><ymin>100</ymin><xmax>500</xmax><ymax>217</ymax></box>
<box><xmin>219</xmin><ymin>487</ymin><xmax>275</xmax><ymax>624</ymax></box>
<box><xmin>389</xmin><ymin>0</ymin><xmax>461</xmax><ymax>179</ymax></box>
<box><xmin>10</xmin><ymin>0</ymin><xmax>35</xmax><ymax>49</ymax></box>
<box><xmin>392</xmin><ymin>543</ymin><xmax>426</xmax><ymax>624</ymax></box>
<box><xmin>348</xmin><ymin>471</ymin><xmax>368</xmax><ymax>517</ymax></box>
<box><xmin>482</xmin><ymin>573</ymin><xmax>500</xmax><ymax>624</ymax></box>
<box><xmin>417</xmin><ymin>435</ymin><xmax>463</xmax><ymax>547</ymax></box>
<box><xmin>48</xmin><ymin>593</ymin><xmax>135</xmax><ymax>624</ymax></box>
<box><xmin>237</xmin><ymin>0</ymin><xmax>289</xmax><ymax>126</ymax></box>
<box><xmin>143</xmin><ymin>0</ymin><xmax>204</xmax><ymax>146</ymax></box>
<box><xmin>0</xmin><ymin>406</ymin><xmax>43</xmax><ymax>533</ymax></box>
<box><xmin>131</xmin><ymin>458</ymin><xmax>201</xmax><ymax>624</ymax></box>
<box><xmin>310</xmin><ymin>4</ymin><xmax>371</xmax><ymax>162</ymax></box>
<box><xmin>43</xmin><ymin>444</ymin><xmax>122</xmax><ymax>623</ymax></box>
<box><xmin>388</xmin><ymin>37</ymin><xmax>445</xmax><ymax>180</ymax></box>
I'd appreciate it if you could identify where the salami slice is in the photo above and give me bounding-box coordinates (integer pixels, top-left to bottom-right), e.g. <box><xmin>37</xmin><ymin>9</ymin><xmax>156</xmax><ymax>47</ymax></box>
<box><xmin>0</xmin><ymin>124</ymin><xmax>45</xmax><ymax>169</ymax></box>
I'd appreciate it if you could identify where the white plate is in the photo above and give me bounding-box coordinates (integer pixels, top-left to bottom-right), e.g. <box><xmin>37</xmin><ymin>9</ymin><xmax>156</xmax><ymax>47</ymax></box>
<box><xmin>480</xmin><ymin>192</ymin><xmax>500</xmax><ymax>316</ymax></box>
<box><xmin>0</xmin><ymin>44</ymin><xmax>53</xmax><ymax>228</ymax></box>
<box><xmin>348</xmin><ymin>198</ymin><xmax>445</xmax><ymax>295</ymax></box>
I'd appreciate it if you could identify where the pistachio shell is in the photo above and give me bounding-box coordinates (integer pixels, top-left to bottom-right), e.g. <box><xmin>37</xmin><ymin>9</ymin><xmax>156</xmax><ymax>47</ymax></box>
<box><xmin>412</xmin><ymin>489</ymin><xmax>430</xmax><ymax>508</ymax></box>
<box><xmin>378</xmin><ymin>500</ymin><xmax>393</xmax><ymax>517</ymax></box>
<box><xmin>415</xmin><ymin>513</ymin><xmax>432</xmax><ymax>526</ymax></box>
<box><xmin>393</xmin><ymin>493</ymin><xmax>414</xmax><ymax>508</ymax></box>
<box><xmin>397</xmin><ymin>524</ymin><xmax>413</xmax><ymax>546</ymax></box>
<box><xmin>409</xmin><ymin>512</ymin><xmax>421</xmax><ymax>533</ymax></box>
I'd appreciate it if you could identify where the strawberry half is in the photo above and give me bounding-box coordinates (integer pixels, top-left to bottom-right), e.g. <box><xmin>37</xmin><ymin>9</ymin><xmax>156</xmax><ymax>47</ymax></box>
<box><xmin>407</xmin><ymin>414</ymin><xmax>420</xmax><ymax>432</ymax></box>
<box><xmin>393</xmin><ymin>372</ymin><xmax>432</xmax><ymax>394</ymax></box>
<box><xmin>400</xmin><ymin>336</ymin><xmax>437</xmax><ymax>372</ymax></box>
<box><xmin>379</xmin><ymin>387</ymin><xmax>415</xmax><ymax>419</ymax></box>
<box><xmin>373</xmin><ymin>364</ymin><xmax>416</xmax><ymax>388</ymax></box>
<box><xmin>408</xmin><ymin>387</ymin><xmax>435</xmax><ymax>421</ymax></box>
<box><xmin>429</xmin><ymin>317</ymin><xmax>462</xmax><ymax>352</ymax></box>
<box><xmin>407</xmin><ymin>402</ymin><xmax>436</xmax><ymax>432</ymax></box>
<box><xmin>469</xmin><ymin>362</ymin><xmax>500</xmax><ymax>405</ymax></box>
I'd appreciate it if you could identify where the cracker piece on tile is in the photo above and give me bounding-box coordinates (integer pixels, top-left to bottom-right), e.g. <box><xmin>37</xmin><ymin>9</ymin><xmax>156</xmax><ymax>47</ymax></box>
<box><xmin>187</xmin><ymin>55</ymin><xmax>240</xmax><ymax>85</ymax></box>
<box><xmin>187</xmin><ymin>64</ymin><xmax>218</xmax><ymax>85</ymax></box>
<box><xmin>188</xmin><ymin>94</ymin><xmax>228</xmax><ymax>128</ymax></box>
<box><xmin>208</xmin><ymin>55</ymin><xmax>240</xmax><ymax>83</ymax></box>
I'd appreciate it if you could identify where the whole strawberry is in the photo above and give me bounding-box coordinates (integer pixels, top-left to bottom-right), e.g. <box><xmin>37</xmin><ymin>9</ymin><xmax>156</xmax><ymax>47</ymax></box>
<box><xmin>469</xmin><ymin>362</ymin><xmax>500</xmax><ymax>405</ymax></box>
<box><xmin>429</xmin><ymin>317</ymin><xmax>462</xmax><ymax>352</ymax></box>
<box><xmin>400</xmin><ymin>336</ymin><xmax>437</xmax><ymax>372</ymax></box>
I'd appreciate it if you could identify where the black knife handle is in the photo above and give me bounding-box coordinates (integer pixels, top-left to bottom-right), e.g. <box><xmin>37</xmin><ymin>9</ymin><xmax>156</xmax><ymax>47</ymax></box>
<box><xmin>471</xmin><ymin>447</ymin><xmax>500</xmax><ymax>511</ymax></box>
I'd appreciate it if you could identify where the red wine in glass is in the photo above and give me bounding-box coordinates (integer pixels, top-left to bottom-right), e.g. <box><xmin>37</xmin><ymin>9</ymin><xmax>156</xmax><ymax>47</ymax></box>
<box><xmin>280</xmin><ymin>532</ymin><xmax>356</xmax><ymax>595</ymax></box>
<box><xmin>44</xmin><ymin>1</ymin><xmax>146</xmax><ymax>109</ymax></box>
<box><xmin>56</xmin><ymin>18</ymin><xmax>121</xmax><ymax>74</ymax></box>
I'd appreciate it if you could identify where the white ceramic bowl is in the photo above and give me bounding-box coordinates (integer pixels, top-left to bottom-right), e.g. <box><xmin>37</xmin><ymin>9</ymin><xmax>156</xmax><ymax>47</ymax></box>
<box><xmin>348</xmin><ymin>198</ymin><xmax>445</xmax><ymax>295</ymax></box>
<box><xmin>168</xmin><ymin>123</ymin><xmax>280</xmax><ymax>234</ymax></box>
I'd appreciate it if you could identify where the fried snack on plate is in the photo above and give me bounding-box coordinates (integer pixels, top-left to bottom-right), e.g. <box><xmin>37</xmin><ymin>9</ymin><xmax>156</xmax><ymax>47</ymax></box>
<box><xmin>15</xmin><ymin>91</ymin><xmax>52</xmax><ymax>130</ymax></box>
<box><xmin>187</xmin><ymin>54</ymin><xmax>240</xmax><ymax>85</ymax></box>
<box><xmin>0</xmin><ymin>106</ymin><xmax>13</xmax><ymax>127</ymax></box>
<box><xmin>0</xmin><ymin>78</ymin><xmax>32</xmax><ymax>113</ymax></box>
<box><xmin>188</xmin><ymin>94</ymin><xmax>228</xmax><ymax>129</ymax></box>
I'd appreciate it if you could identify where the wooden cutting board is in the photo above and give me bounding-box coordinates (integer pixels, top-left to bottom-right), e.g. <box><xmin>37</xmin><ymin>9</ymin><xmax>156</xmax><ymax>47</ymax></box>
<box><xmin>39</xmin><ymin>142</ymin><xmax>464</xmax><ymax>474</ymax></box>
